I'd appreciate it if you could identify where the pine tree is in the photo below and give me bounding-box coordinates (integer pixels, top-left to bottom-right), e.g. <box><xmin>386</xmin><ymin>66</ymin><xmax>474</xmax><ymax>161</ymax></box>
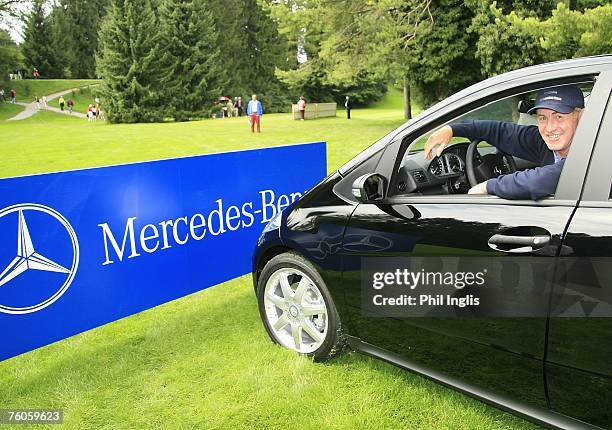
<box><xmin>48</xmin><ymin>4</ymin><xmax>75</xmax><ymax>78</ymax></box>
<box><xmin>21</xmin><ymin>0</ymin><xmax>61</xmax><ymax>78</ymax></box>
<box><xmin>56</xmin><ymin>0</ymin><xmax>110</xmax><ymax>78</ymax></box>
<box><xmin>209</xmin><ymin>0</ymin><xmax>289</xmax><ymax>109</ymax></box>
<box><xmin>0</xmin><ymin>30</ymin><xmax>21</xmax><ymax>87</ymax></box>
<box><xmin>97</xmin><ymin>0</ymin><xmax>163</xmax><ymax>123</ymax></box>
<box><xmin>208</xmin><ymin>0</ymin><xmax>245</xmax><ymax>96</ymax></box>
<box><xmin>241</xmin><ymin>0</ymin><xmax>287</xmax><ymax>95</ymax></box>
<box><xmin>158</xmin><ymin>0</ymin><xmax>225</xmax><ymax>121</ymax></box>
<box><xmin>410</xmin><ymin>0</ymin><xmax>483</xmax><ymax>107</ymax></box>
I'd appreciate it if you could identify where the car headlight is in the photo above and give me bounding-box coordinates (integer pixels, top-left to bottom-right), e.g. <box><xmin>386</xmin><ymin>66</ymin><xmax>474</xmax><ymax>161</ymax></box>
<box><xmin>262</xmin><ymin>211</ymin><xmax>283</xmax><ymax>235</ymax></box>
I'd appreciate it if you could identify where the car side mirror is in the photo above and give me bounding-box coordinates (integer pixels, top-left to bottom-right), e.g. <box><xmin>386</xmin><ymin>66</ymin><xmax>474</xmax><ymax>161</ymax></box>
<box><xmin>352</xmin><ymin>173</ymin><xmax>387</xmax><ymax>203</ymax></box>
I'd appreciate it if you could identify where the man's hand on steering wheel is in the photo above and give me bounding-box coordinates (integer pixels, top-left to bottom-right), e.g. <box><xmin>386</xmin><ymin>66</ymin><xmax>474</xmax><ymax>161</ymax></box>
<box><xmin>424</xmin><ymin>125</ymin><xmax>453</xmax><ymax>160</ymax></box>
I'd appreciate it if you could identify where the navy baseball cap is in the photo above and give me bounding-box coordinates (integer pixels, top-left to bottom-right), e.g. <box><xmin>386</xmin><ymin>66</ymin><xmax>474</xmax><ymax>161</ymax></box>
<box><xmin>528</xmin><ymin>85</ymin><xmax>584</xmax><ymax>114</ymax></box>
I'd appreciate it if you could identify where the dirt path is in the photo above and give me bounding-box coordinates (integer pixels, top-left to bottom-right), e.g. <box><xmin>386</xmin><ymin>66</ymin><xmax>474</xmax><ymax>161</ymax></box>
<box><xmin>8</xmin><ymin>86</ymin><xmax>95</xmax><ymax>121</ymax></box>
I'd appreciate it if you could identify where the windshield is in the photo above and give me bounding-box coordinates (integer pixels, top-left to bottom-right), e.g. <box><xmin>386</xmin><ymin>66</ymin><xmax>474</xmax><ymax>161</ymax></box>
<box><xmin>337</xmin><ymin>128</ymin><xmax>398</xmax><ymax>176</ymax></box>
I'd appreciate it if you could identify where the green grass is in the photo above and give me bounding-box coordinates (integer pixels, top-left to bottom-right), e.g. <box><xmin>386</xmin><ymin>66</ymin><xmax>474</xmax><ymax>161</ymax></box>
<box><xmin>0</xmin><ymin>102</ymin><xmax>24</xmax><ymax>121</ymax></box>
<box><xmin>0</xmin><ymin>106</ymin><xmax>405</xmax><ymax>178</ymax></box>
<box><xmin>370</xmin><ymin>87</ymin><xmax>407</xmax><ymax>110</ymax></box>
<box><xmin>63</xmin><ymin>86</ymin><xmax>103</xmax><ymax>115</ymax></box>
<box><xmin>0</xmin><ymin>88</ymin><xmax>538</xmax><ymax>429</ymax></box>
<box><xmin>3</xmin><ymin>79</ymin><xmax>100</xmax><ymax>102</ymax></box>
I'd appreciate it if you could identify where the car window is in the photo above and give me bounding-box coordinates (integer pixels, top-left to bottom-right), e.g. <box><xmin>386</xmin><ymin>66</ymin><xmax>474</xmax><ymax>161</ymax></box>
<box><xmin>391</xmin><ymin>81</ymin><xmax>594</xmax><ymax>199</ymax></box>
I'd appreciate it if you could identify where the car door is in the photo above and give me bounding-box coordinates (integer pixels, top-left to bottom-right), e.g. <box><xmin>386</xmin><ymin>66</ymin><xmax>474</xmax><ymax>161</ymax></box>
<box><xmin>339</xmin><ymin>76</ymin><xmax>607</xmax><ymax>409</ymax></box>
<box><xmin>545</xmin><ymin>78</ymin><xmax>612</xmax><ymax>428</ymax></box>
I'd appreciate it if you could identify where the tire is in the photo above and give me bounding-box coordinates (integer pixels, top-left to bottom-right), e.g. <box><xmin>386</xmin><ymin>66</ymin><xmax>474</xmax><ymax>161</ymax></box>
<box><xmin>257</xmin><ymin>251</ymin><xmax>343</xmax><ymax>362</ymax></box>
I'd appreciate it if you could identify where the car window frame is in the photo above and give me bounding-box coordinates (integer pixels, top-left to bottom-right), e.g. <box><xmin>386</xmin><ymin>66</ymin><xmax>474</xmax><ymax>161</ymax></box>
<box><xmin>382</xmin><ymin>74</ymin><xmax>606</xmax><ymax>206</ymax></box>
<box><xmin>571</xmin><ymin>72</ymin><xmax>612</xmax><ymax>205</ymax></box>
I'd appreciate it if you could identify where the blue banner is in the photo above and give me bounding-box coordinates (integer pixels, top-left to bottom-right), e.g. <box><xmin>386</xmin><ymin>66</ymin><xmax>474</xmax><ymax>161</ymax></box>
<box><xmin>0</xmin><ymin>142</ymin><xmax>326</xmax><ymax>361</ymax></box>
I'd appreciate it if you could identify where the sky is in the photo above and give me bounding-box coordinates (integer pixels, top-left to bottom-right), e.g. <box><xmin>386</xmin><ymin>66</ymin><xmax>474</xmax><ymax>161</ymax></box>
<box><xmin>5</xmin><ymin>19</ymin><xmax>23</xmax><ymax>43</ymax></box>
<box><xmin>1</xmin><ymin>1</ymin><xmax>31</xmax><ymax>44</ymax></box>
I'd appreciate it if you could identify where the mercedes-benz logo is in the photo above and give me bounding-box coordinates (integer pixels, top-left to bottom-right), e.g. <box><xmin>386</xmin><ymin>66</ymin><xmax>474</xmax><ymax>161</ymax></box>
<box><xmin>0</xmin><ymin>204</ymin><xmax>79</xmax><ymax>314</ymax></box>
<box><xmin>343</xmin><ymin>234</ymin><xmax>393</xmax><ymax>253</ymax></box>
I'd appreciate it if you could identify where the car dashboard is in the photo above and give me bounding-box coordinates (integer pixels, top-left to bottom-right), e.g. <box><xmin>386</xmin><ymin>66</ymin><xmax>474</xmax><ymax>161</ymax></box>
<box><xmin>395</xmin><ymin>142</ymin><xmax>530</xmax><ymax>196</ymax></box>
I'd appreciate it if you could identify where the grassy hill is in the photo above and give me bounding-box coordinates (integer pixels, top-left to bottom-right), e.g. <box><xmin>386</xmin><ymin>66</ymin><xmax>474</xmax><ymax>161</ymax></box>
<box><xmin>0</xmin><ymin>89</ymin><xmax>408</xmax><ymax>178</ymax></box>
<box><xmin>0</xmin><ymin>103</ymin><xmax>24</xmax><ymax>121</ymax></box>
<box><xmin>3</xmin><ymin>79</ymin><xmax>100</xmax><ymax>102</ymax></box>
<box><xmin>370</xmin><ymin>86</ymin><xmax>407</xmax><ymax>110</ymax></box>
<box><xmin>59</xmin><ymin>86</ymin><xmax>104</xmax><ymax>115</ymax></box>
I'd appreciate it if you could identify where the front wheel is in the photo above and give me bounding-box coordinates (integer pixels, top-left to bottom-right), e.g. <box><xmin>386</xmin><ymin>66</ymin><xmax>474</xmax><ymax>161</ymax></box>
<box><xmin>257</xmin><ymin>252</ymin><xmax>343</xmax><ymax>361</ymax></box>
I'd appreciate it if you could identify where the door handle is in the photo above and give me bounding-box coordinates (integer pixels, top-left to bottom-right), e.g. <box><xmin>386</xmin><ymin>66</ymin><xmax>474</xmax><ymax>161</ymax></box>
<box><xmin>488</xmin><ymin>234</ymin><xmax>550</xmax><ymax>252</ymax></box>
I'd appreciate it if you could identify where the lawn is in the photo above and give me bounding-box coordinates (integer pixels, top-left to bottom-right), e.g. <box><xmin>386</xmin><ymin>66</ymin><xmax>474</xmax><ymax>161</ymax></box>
<box><xmin>3</xmin><ymin>79</ymin><xmax>100</xmax><ymax>102</ymax></box>
<box><xmin>63</xmin><ymin>85</ymin><xmax>103</xmax><ymax>115</ymax></box>
<box><xmin>0</xmin><ymin>102</ymin><xmax>405</xmax><ymax>178</ymax></box>
<box><xmin>0</xmin><ymin>86</ymin><xmax>538</xmax><ymax>429</ymax></box>
<box><xmin>0</xmin><ymin>102</ymin><xmax>24</xmax><ymax>121</ymax></box>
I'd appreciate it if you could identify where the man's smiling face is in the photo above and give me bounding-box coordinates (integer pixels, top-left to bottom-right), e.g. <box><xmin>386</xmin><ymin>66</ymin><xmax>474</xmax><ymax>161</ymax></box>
<box><xmin>537</xmin><ymin>108</ymin><xmax>582</xmax><ymax>158</ymax></box>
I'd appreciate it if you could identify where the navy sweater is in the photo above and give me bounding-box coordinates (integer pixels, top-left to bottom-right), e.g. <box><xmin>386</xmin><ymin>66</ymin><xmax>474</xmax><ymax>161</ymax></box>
<box><xmin>450</xmin><ymin>120</ymin><xmax>562</xmax><ymax>200</ymax></box>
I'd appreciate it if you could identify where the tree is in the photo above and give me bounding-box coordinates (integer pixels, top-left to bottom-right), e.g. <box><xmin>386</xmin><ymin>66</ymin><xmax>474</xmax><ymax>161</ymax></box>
<box><xmin>158</xmin><ymin>0</ymin><xmax>225</xmax><ymax>121</ymax></box>
<box><xmin>208</xmin><ymin>0</ymin><xmax>290</xmax><ymax>111</ymax></box>
<box><xmin>96</xmin><ymin>0</ymin><xmax>163</xmax><ymax>123</ymax></box>
<box><xmin>50</xmin><ymin>0</ymin><xmax>110</xmax><ymax>78</ymax></box>
<box><xmin>577</xmin><ymin>5</ymin><xmax>612</xmax><ymax>56</ymax></box>
<box><xmin>495</xmin><ymin>0</ymin><xmax>556</xmax><ymax>18</ymax></box>
<box><xmin>539</xmin><ymin>3</ymin><xmax>584</xmax><ymax>61</ymax></box>
<box><xmin>272</xmin><ymin>0</ymin><xmax>452</xmax><ymax>116</ymax></box>
<box><xmin>468</xmin><ymin>1</ymin><xmax>545</xmax><ymax>77</ymax></box>
<box><xmin>21</xmin><ymin>0</ymin><xmax>62</xmax><ymax>77</ymax></box>
<box><xmin>468</xmin><ymin>1</ymin><xmax>612</xmax><ymax>78</ymax></box>
<box><xmin>540</xmin><ymin>3</ymin><xmax>612</xmax><ymax>58</ymax></box>
<box><xmin>241</xmin><ymin>0</ymin><xmax>288</xmax><ymax>97</ymax></box>
<box><xmin>471</xmin><ymin>1</ymin><xmax>612</xmax><ymax>77</ymax></box>
<box><xmin>0</xmin><ymin>29</ymin><xmax>21</xmax><ymax>87</ymax></box>
<box><xmin>272</xmin><ymin>1</ymin><xmax>401</xmax><ymax>110</ymax></box>
<box><xmin>408</xmin><ymin>0</ymin><xmax>483</xmax><ymax>107</ymax></box>
<box><xmin>208</xmin><ymin>0</ymin><xmax>245</xmax><ymax>97</ymax></box>
<box><xmin>48</xmin><ymin>4</ymin><xmax>75</xmax><ymax>77</ymax></box>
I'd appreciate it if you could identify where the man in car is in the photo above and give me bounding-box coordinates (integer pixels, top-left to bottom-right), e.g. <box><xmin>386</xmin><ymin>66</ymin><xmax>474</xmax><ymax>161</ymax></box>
<box><xmin>424</xmin><ymin>85</ymin><xmax>584</xmax><ymax>200</ymax></box>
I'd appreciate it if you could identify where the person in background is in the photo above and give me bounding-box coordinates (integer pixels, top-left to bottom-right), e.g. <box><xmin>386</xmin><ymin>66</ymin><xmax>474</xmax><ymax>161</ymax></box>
<box><xmin>41</xmin><ymin>95</ymin><xmax>47</xmax><ymax>109</ymax></box>
<box><xmin>297</xmin><ymin>96</ymin><xmax>306</xmax><ymax>120</ymax></box>
<box><xmin>226</xmin><ymin>98</ymin><xmax>235</xmax><ymax>118</ymax></box>
<box><xmin>345</xmin><ymin>95</ymin><xmax>351</xmax><ymax>119</ymax></box>
<box><xmin>35</xmin><ymin>95</ymin><xmax>40</xmax><ymax>110</ymax></box>
<box><xmin>66</xmin><ymin>98</ymin><xmax>74</xmax><ymax>114</ymax></box>
<box><xmin>247</xmin><ymin>94</ymin><xmax>263</xmax><ymax>133</ymax></box>
<box><xmin>237</xmin><ymin>97</ymin><xmax>243</xmax><ymax>117</ymax></box>
<box><xmin>0</xmin><ymin>89</ymin><xmax>5</xmax><ymax>102</ymax></box>
<box><xmin>58</xmin><ymin>96</ymin><xmax>65</xmax><ymax>111</ymax></box>
<box><xmin>10</xmin><ymin>89</ymin><xmax>16</xmax><ymax>104</ymax></box>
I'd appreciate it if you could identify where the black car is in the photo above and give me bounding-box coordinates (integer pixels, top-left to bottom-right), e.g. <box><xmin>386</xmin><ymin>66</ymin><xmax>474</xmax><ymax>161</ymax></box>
<box><xmin>253</xmin><ymin>56</ymin><xmax>612</xmax><ymax>429</ymax></box>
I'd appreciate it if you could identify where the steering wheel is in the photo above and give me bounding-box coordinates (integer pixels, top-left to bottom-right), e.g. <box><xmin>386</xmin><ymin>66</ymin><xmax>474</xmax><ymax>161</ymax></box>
<box><xmin>465</xmin><ymin>140</ymin><xmax>517</xmax><ymax>187</ymax></box>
